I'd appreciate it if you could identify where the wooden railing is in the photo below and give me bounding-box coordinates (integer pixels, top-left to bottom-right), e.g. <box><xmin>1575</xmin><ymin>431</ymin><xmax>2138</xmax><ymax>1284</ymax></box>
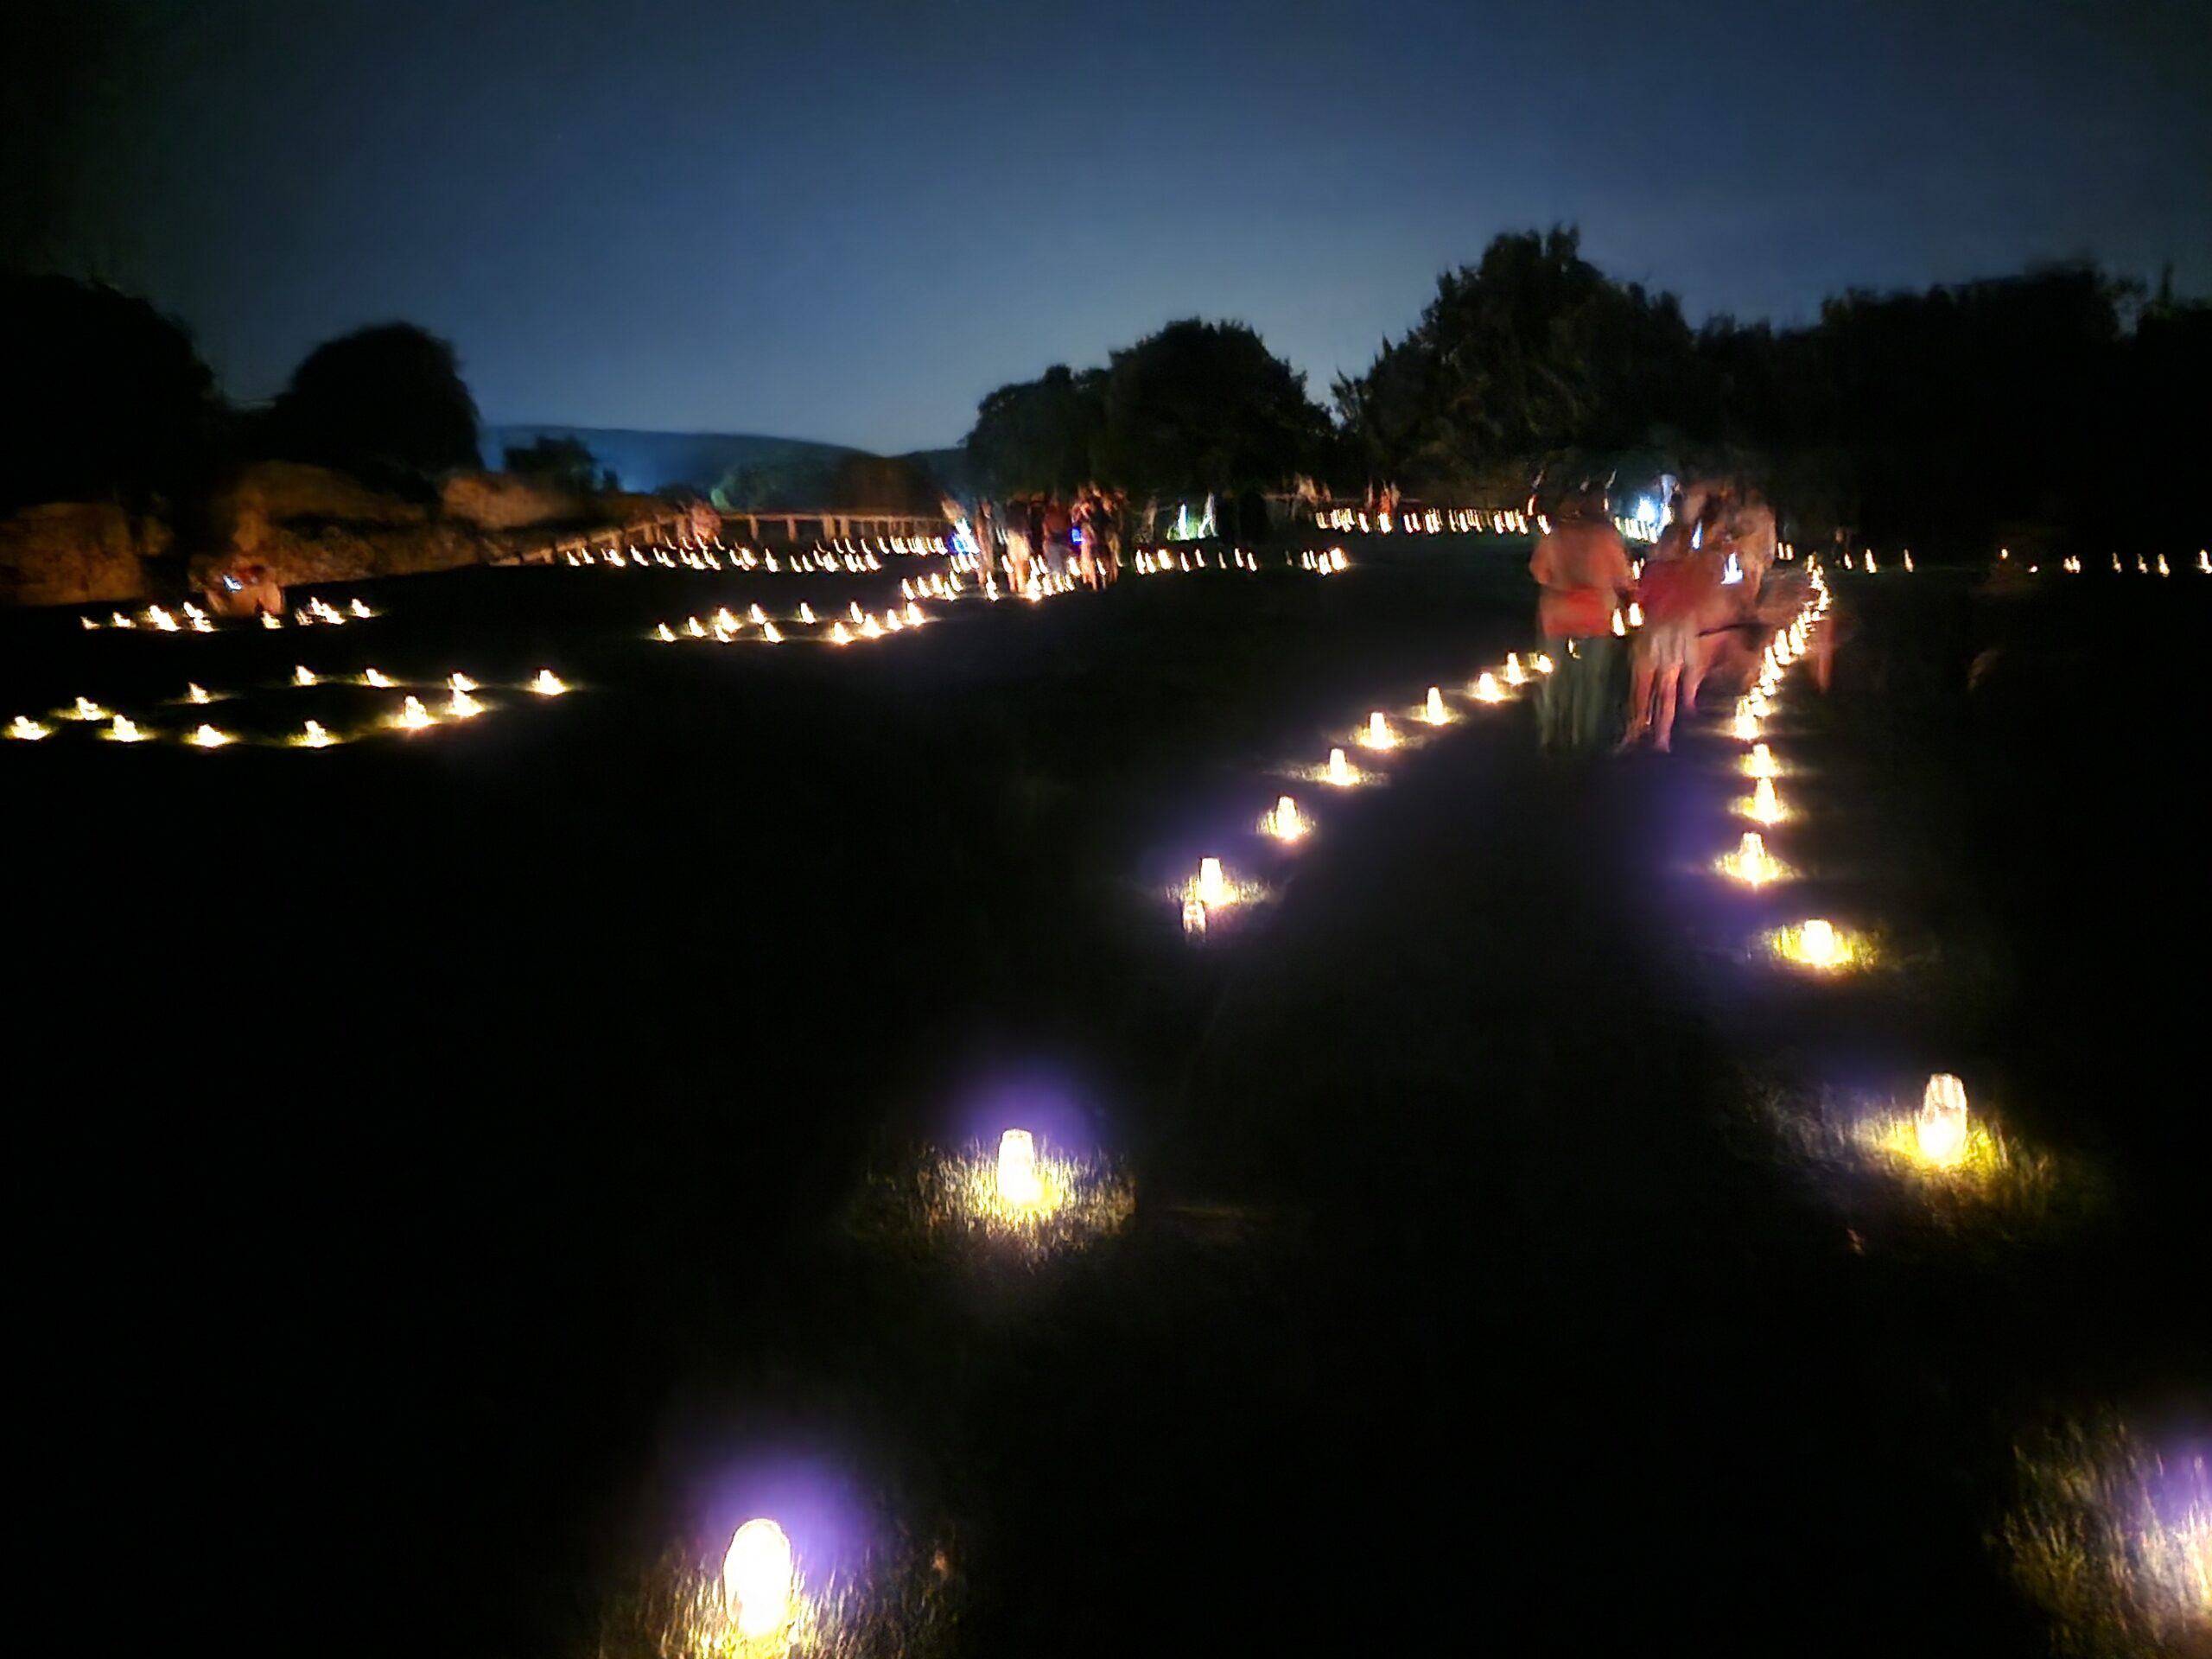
<box><xmin>497</xmin><ymin>508</ymin><xmax>951</xmax><ymax>566</ymax></box>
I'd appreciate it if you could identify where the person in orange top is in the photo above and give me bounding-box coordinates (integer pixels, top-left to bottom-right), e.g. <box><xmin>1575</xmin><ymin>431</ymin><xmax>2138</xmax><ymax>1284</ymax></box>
<box><xmin>1622</xmin><ymin>497</ymin><xmax>1728</xmax><ymax>752</ymax></box>
<box><xmin>1529</xmin><ymin>486</ymin><xmax>1634</xmax><ymax>753</ymax></box>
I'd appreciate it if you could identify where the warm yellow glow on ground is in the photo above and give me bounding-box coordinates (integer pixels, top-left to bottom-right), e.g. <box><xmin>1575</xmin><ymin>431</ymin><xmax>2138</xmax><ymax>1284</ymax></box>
<box><xmin>294</xmin><ymin>664</ymin><xmax>316</xmax><ymax>686</ymax></box>
<box><xmin>448</xmin><ymin>687</ymin><xmax>485</xmax><ymax>719</ymax></box>
<box><xmin>1740</xmin><ymin>778</ymin><xmax>1787</xmax><ymax>824</ymax></box>
<box><xmin>394</xmin><ymin>696</ymin><xmax>435</xmax><ymax>730</ymax></box>
<box><xmin>365</xmin><ymin>667</ymin><xmax>393</xmax><ymax>688</ymax></box>
<box><xmin>1732</xmin><ymin>709</ymin><xmax>1762</xmax><ymax>741</ymax></box>
<box><xmin>1265</xmin><ymin>795</ymin><xmax>1306</xmax><ymax>841</ymax></box>
<box><xmin>530</xmin><ymin>670</ymin><xmax>567</xmax><ymax>696</ymax></box>
<box><xmin>188</xmin><ymin>683</ymin><xmax>211</xmax><ymax>704</ymax></box>
<box><xmin>188</xmin><ymin>723</ymin><xmax>231</xmax><ymax>748</ymax></box>
<box><xmin>1504</xmin><ymin>652</ymin><xmax>1528</xmax><ymax>686</ymax></box>
<box><xmin>1473</xmin><ymin>671</ymin><xmax>1503</xmax><ymax>702</ymax></box>
<box><xmin>297</xmin><ymin>721</ymin><xmax>335</xmax><ymax>748</ymax></box>
<box><xmin>10</xmin><ymin>715</ymin><xmax>51</xmax><ymax>741</ymax></box>
<box><xmin>1745</xmin><ymin>743</ymin><xmax>1778</xmax><ymax>779</ymax></box>
<box><xmin>1718</xmin><ymin>831</ymin><xmax>1786</xmax><ymax>886</ymax></box>
<box><xmin>106</xmin><ymin>715</ymin><xmax>144</xmax><ymax>742</ymax></box>
<box><xmin>1421</xmin><ymin>687</ymin><xmax>1449</xmax><ymax>724</ymax></box>
<box><xmin>1767</xmin><ymin>918</ymin><xmax>1862</xmax><ymax>970</ymax></box>
<box><xmin>1359</xmin><ymin>711</ymin><xmax>1397</xmax><ymax>749</ymax></box>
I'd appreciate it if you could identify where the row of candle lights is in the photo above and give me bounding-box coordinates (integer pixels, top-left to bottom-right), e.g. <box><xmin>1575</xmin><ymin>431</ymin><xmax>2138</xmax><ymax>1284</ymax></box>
<box><xmin>77</xmin><ymin>594</ymin><xmax>377</xmax><ymax>632</ymax></box>
<box><xmin>8</xmin><ymin>669</ymin><xmax>568</xmax><ymax>748</ymax></box>
<box><xmin>1703</xmin><ymin>564</ymin><xmax>2211</xmax><ymax>1646</ymax></box>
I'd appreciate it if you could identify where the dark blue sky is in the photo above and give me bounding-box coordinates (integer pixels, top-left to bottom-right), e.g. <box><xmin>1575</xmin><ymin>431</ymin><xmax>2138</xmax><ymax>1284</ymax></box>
<box><xmin>14</xmin><ymin>0</ymin><xmax>2209</xmax><ymax>453</ymax></box>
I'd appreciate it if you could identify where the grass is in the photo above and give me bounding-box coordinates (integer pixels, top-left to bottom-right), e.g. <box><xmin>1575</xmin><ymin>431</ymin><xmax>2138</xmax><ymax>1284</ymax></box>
<box><xmin>2002</xmin><ymin>1413</ymin><xmax>2211</xmax><ymax>1658</ymax></box>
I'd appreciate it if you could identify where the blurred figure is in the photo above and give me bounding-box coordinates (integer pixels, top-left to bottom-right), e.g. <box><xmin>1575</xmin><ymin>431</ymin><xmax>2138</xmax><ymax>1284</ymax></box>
<box><xmin>973</xmin><ymin>496</ymin><xmax>997</xmax><ymax>586</ymax></box>
<box><xmin>1729</xmin><ymin>486</ymin><xmax>1777</xmax><ymax>598</ymax></box>
<box><xmin>1040</xmin><ymin>496</ymin><xmax>1072</xmax><ymax>580</ymax></box>
<box><xmin>1529</xmin><ymin>486</ymin><xmax>1634</xmax><ymax>755</ymax></box>
<box><xmin>1098</xmin><ymin>487</ymin><xmax>1124</xmax><ymax>585</ymax></box>
<box><xmin>1003</xmin><ymin>501</ymin><xmax>1034</xmax><ymax>592</ymax></box>
<box><xmin>1072</xmin><ymin>489</ymin><xmax>1103</xmax><ymax>590</ymax></box>
<box><xmin>1622</xmin><ymin>496</ymin><xmax>1726</xmax><ymax>752</ymax></box>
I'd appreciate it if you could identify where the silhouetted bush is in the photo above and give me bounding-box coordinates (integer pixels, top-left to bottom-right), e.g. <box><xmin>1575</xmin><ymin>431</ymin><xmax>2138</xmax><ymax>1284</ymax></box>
<box><xmin>0</xmin><ymin>273</ymin><xmax>219</xmax><ymax>518</ymax></box>
<box><xmin>264</xmin><ymin>321</ymin><xmax>480</xmax><ymax>490</ymax></box>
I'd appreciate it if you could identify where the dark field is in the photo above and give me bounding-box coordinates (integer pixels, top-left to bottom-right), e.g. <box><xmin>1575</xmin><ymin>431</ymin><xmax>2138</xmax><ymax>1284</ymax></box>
<box><xmin>8</xmin><ymin>543</ymin><xmax>2206</xmax><ymax>1656</ymax></box>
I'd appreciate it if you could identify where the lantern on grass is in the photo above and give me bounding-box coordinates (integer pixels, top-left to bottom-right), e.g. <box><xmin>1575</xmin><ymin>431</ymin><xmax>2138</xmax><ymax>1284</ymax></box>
<box><xmin>1504</xmin><ymin>652</ymin><xmax>1527</xmax><ymax>686</ymax></box>
<box><xmin>300</xmin><ymin>721</ymin><xmax>334</xmax><ymax>748</ymax></box>
<box><xmin>1327</xmin><ymin>747</ymin><xmax>1353</xmax><ymax>786</ymax></box>
<box><xmin>996</xmin><ymin>1129</ymin><xmax>1043</xmax><ymax>1206</ymax></box>
<box><xmin>530</xmin><ymin>670</ymin><xmax>567</xmax><ymax>696</ymax></box>
<box><xmin>1732</xmin><ymin>707</ymin><xmax>1761</xmax><ymax>742</ymax></box>
<box><xmin>188</xmin><ymin>724</ymin><xmax>230</xmax><ymax>748</ymax></box>
<box><xmin>1362</xmin><ymin>712</ymin><xmax>1396</xmax><ymax>749</ymax></box>
<box><xmin>1746</xmin><ymin>743</ymin><xmax>1777</xmax><ymax>779</ymax></box>
<box><xmin>1473</xmin><ymin>671</ymin><xmax>1503</xmax><ymax>703</ymax></box>
<box><xmin>1917</xmin><ymin>1074</ymin><xmax>1969</xmax><ymax>1166</ymax></box>
<box><xmin>1423</xmin><ymin>687</ymin><xmax>1448</xmax><ymax>724</ymax></box>
<box><xmin>723</xmin><ymin>1518</ymin><xmax>795</xmax><ymax>1641</ymax></box>
<box><xmin>1747</xmin><ymin>778</ymin><xmax>1783</xmax><ymax>824</ymax></box>
<box><xmin>1268</xmin><ymin>796</ymin><xmax>1306</xmax><ymax>841</ymax></box>
<box><xmin>108</xmin><ymin>715</ymin><xmax>144</xmax><ymax>743</ymax></box>
<box><xmin>10</xmin><ymin>715</ymin><xmax>51</xmax><ymax>741</ymax></box>
<box><xmin>1728</xmin><ymin>831</ymin><xmax>1777</xmax><ymax>886</ymax></box>
<box><xmin>1197</xmin><ymin>857</ymin><xmax>1227</xmax><ymax>907</ymax></box>
<box><xmin>1796</xmin><ymin>918</ymin><xmax>1840</xmax><ymax>967</ymax></box>
<box><xmin>1181</xmin><ymin>898</ymin><xmax>1208</xmax><ymax>938</ymax></box>
<box><xmin>396</xmin><ymin>696</ymin><xmax>435</xmax><ymax>730</ymax></box>
<box><xmin>294</xmin><ymin>665</ymin><xmax>317</xmax><ymax>687</ymax></box>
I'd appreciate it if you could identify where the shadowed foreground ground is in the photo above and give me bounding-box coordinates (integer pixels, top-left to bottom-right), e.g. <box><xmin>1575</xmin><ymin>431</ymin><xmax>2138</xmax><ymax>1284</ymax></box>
<box><xmin>9</xmin><ymin>550</ymin><xmax>2202</xmax><ymax>1656</ymax></box>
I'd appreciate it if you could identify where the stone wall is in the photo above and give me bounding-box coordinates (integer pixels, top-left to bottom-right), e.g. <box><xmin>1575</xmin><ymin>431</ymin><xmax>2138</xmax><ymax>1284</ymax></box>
<box><xmin>0</xmin><ymin>502</ymin><xmax>161</xmax><ymax>607</ymax></box>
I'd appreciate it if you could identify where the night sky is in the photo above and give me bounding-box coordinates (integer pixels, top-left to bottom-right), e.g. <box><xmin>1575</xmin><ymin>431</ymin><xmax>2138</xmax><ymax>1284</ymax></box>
<box><xmin>10</xmin><ymin>0</ymin><xmax>2209</xmax><ymax>454</ymax></box>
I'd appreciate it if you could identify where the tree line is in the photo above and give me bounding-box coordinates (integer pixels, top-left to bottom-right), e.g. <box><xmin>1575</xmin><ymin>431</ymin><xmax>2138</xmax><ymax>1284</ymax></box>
<box><xmin>0</xmin><ymin>272</ymin><xmax>606</xmax><ymax>543</ymax></box>
<box><xmin>966</xmin><ymin>227</ymin><xmax>2211</xmax><ymax>554</ymax></box>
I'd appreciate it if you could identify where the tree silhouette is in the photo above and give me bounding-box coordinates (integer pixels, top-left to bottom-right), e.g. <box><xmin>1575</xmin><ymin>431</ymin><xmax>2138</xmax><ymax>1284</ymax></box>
<box><xmin>1096</xmin><ymin>319</ymin><xmax>1332</xmax><ymax>499</ymax></box>
<box><xmin>503</xmin><ymin>435</ymin><xmax>608</xmax><ymax>494</ymax></box>
<box><xmin>1335</xmin><ymin>227</ymin><xmax>1694</xmax><ymax>493</ymax></box>
<box><xmin>964</xmin><ymin>365</ymin><xmax>1105</xmax><ymax>496</ymax></box>
<box><xmin>265</xmin><ymin>322</ymin><xmax>480</xmax><ymax>485</ymax></box>
<box><xmin>0</xmin><ymin>273</ymin><xmax>219</xmax><ymax>518</ymax></box>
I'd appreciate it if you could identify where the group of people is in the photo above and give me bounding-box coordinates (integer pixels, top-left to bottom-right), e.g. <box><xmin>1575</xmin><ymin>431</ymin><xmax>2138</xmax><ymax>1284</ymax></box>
<box><xmin>1529</xmin><ymin>479</ymin><xmax>1782</xmax><ymax>755</ymax></box>
<box><xmin>969</xmin><ymin>488</ymin><xmax>1128</xmax><ymax>593</ymax></box>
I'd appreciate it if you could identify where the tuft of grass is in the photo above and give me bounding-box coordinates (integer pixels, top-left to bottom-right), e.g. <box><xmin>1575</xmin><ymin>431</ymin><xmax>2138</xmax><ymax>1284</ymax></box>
<box><xmin>2001</xmin><ymin>1414</ymin><xmax>2210</xmax><ymax>1658</ymax></box>
<box><xmin>845</xmin><ymin>1141</ymin><xmax>1136</xmax><ymax>1273</ymax></box>
<box><xmin>593</xmin><ymin>1541</ymin><xmax>958</xmax><ymax>1659</ymax></box>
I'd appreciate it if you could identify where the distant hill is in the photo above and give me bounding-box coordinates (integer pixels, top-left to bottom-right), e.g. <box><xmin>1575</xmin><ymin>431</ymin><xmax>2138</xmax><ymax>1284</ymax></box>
<box><xmin>482</xmin><ymin>426</ymin><xmax>857</xmax><ymax>494</ymax></box>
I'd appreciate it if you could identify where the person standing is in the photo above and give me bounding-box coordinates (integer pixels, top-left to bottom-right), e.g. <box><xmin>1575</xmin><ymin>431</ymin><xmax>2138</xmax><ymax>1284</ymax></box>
<box><xmin>1529</xmin><ymin>486</ymin><xmax>1635</xmax><ymax>755</ymax></box>
<box><xmin>973</xmin><ymin>497</ymin><xmax>997</xmax><ymax>586</ymax></box>
<box><xmin>1041</xmin><ymin>495</ymin><xmax>1072</xmax><ymax>581</ymax></box>
<box><xmin>1621</xmin><ymin>499</ymin><xmax>1726</xmax><ymax>753</ymax></box>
